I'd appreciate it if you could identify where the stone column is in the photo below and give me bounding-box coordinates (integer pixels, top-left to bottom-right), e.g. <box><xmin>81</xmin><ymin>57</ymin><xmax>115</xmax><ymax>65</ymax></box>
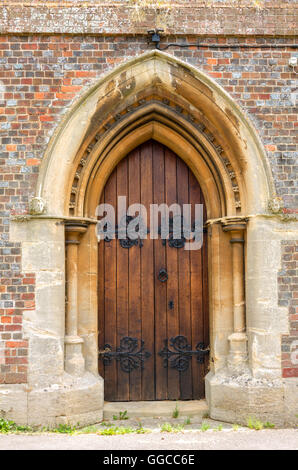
<box><xmin>65</xmin><ymin>222</ymin><xmax>88</xmax><ymax>376</ymax></box>
<box><xmin>222</xmin><ymin>218</ymin><xmax>248</xmax><ymax>373</ymax></box>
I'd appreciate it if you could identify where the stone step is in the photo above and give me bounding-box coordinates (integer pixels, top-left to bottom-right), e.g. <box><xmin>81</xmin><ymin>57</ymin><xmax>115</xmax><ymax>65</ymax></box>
<box><xmin>103</xmin><ymin>400</ymin><xmax>208</xmax><ymax>420</ymax></box>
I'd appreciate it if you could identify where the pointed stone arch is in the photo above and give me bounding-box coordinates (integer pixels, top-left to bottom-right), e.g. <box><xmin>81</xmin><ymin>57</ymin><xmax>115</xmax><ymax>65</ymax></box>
<box><xmin>37</xmin><ymin>50</ymin><xmax>273</xmax><ymax>219</ymax></box>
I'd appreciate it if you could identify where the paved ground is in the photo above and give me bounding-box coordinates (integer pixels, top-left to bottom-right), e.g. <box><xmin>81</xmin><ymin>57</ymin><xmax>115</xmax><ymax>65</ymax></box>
<box><xmin>0</xmin><ymin>421</ymin><xmax>297</xmax><ymax>450</ymax></box>
<box><xmin>0</xmin><ymin>429</ymin><xmax>297</xmax><ymax>450</ymax></box>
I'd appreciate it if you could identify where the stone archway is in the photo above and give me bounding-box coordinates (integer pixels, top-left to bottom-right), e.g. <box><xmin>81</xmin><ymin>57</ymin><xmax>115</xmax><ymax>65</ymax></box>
<box><xmin>37</xmin><ymin>50</ymin><xmax>273</xmax><ymax>217</ymax></box>
<box><xmin>8</xmin><ymin>51</ymin><xmax>288</xmax><ymax>427</ymax></box>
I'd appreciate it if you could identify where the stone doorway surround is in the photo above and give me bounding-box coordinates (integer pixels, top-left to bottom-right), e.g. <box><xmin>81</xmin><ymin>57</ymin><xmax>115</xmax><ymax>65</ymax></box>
<box><xmin>2</xmin><ymin>51</ymin><xmax>297</xmax><ymax>427</ymax></box>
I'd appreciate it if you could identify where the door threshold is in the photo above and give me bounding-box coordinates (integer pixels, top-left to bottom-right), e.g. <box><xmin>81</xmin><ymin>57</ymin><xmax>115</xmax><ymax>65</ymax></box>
<box><xmin>103</xmin><ymin>399</ymin><xmax>208</xmax><ymax>419</ymax></box>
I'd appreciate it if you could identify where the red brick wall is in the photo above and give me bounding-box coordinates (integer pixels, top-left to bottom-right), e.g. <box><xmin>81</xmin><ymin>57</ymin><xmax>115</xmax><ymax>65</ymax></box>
<box><xmin>0</xmin><ymin>272</ymin><xmax>33</xmax><ymax>383</ymax></box>
<box><xmin>0</xmin><ymin>33</ymin><xmax>297</xmax><ymax>383</ymax></box>
<box><xmin>280</xmin><ymin>241</ymin><xmax>298</xmax><ymax>378</ymax></box>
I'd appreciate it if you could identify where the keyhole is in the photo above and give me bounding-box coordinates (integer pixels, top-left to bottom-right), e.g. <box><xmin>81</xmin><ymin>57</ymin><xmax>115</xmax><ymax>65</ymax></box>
<box><xmin>168</xmin><ymin>300</ymin><xmax>174</xmax><ymax>310</ymax></box>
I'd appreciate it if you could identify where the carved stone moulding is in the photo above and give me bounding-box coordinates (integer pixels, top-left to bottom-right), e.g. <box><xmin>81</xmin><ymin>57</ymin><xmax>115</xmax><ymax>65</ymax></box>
<box><xmin>268</xmin><ymin>196</ymin><xmax>284</xmax><ymax>214</ymax></box>
<box><xmin>29</xmin><ymin>196</ymin><xmax>47</xmax><ymax>215</ymax></box>
<box><xmin>68</xmin><ymin>96</ymin><xmax>241</xmax><ymax>215</ymax></box>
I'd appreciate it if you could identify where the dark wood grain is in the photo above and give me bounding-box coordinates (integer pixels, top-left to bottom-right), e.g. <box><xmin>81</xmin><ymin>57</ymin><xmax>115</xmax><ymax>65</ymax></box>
<box><xmin>102</xmin><ymin>169</ymin><xmax>117</xmax><ymax>401</ymax></box>
<box><xmin>152</xmin><ymin>141</ymin><xmax>168</xmax><ymax>400</ymax></box>
<box><xmin>116</xmin><ymin>157</ymin><xmax>129</xmax><ymax>400</ymax></box>
<box><xmin>177</xmin><ymin>158</ymin><xmax>192</xmax><ymax>399</ymax></box>
<box><xmin>128</xmin><ymin>148</ymin><xmax>142</xmax><ymax>400</ymax></box>
<box><xmin>140</xmin><ymin>142</ymin><xmax>155</xmax><ymax>400</ymax></box>
<box><xmin>164</xmin><ymin>148</ymin><xmax>180</xmax><ymax>400</ymax></box>
<box><xmin>97</xmin><ymin>192</ymin><xmax>105</xmax><ymax>379</ymax></box>
<box><xmin>98</xmin><ymin>140</ymin><xmax>208</xmax><ymax>401</ymax></box>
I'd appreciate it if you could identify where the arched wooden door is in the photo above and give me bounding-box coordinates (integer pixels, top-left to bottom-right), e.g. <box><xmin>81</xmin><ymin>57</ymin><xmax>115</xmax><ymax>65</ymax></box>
<box><xmin>98</xmin><ymin>140</ymin><xmax>209</xmax><ymax>401</ymax></box>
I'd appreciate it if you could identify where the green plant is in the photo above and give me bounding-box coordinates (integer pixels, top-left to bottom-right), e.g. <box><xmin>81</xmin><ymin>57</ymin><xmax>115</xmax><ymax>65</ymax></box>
<box><xmin>98</xmin><ymin>426</ymin><xmax>149</xmax><ymax>436</ymax></box>
<box><xmin>160</xmin><ymin>422</ymin><xmax>184</xmax><ymax>433</ymax></box>
<box><xmin>200</xmin><ymin>422</ymin><xmax>210</xmax><ymax>432</ymax></box>
<box><xmin>136</xmin><ymin>421</ymin><xmax>145</xmax><ymax>431</ymax></box>
<box><xmin>80</xmin><ymin>426</ymin><xmax>97</xmax><ymax>434</ymax></box>
<box><xmin>214</xmin><ymin>424</ymin><xmax>223</xmax><ymax>431</ymax></box>
<box><xmin>232</xmin><ymin>424</ymin><xmax>239</xmax><ymax>431</ymax></box>
<box><xmin>184</xmin><ymin>416</ymin><xmax>191</xmax><ymax>425</ymax></box>
<box><xmin>0</xmin><ymin>418</ymin><xmax>32</xmax><ymax>434</ymax></box>
<box><xmin>113</xmin><ymin>410</ymin><xmax>129</xmax><ymax>421</ymax></box>
<box><xmin>263</xmin><ymin>421</ymin><xmax>275</xmax><ymax>429</ymax></box>
<box><xmin>161</xmin><ymin>423</ymin><xmax>173</xmax><ymax>432</ymax></box>
<box><xmin>98</xmin><ymin>426</ymin><xmax>132</xmax><ymax>436</ymax></box>
<box><xmin>172</xmin><ymin>402</ymin><xmax>179</xmax><ymax>419</ymax></box>
<box><xmin>50</xmin><ymin>423</ymin><xmax>77</xmax><ymax>434</ymax></box>
<box><xmin>136</xmin><ymin>427</ymin><xmax>150</xmax><ymax>434</ymax></box>
<box><xmin>100</xmin><ymin>421</ymin><xmax>113</xmax><ymax>427</ymax></box>
<box><xmin>247</xmin><ymin>417</ymin><xmax>264</xmax><ymax>430</ymax></box>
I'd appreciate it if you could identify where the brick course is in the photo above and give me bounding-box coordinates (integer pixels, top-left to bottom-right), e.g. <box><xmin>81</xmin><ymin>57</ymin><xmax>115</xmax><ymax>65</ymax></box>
<box><xmin>0</xmin><ymin>271</ymin><xmax>33</xmax><ymax>383</ymax></box>
<box><xmin>0</xmin><ymin>27</ymin><xmax>297</xmax><ymax>383</ymax></box>
<box><xmin>280</xmin><ymin>241</ymin><xmax>298</xmax><ymax>378</ymax></box>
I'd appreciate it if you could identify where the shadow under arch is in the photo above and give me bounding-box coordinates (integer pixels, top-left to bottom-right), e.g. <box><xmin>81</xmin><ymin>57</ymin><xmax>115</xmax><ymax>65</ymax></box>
<box><xmin>83</xmin><ymin>109</ymin><xmax>228</xmax><ymax>220</ymax></box>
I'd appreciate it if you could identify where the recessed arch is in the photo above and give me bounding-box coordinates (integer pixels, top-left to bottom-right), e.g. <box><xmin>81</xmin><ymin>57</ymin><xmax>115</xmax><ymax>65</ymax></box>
<box><xmin>85</xmin><ymin>119</ymin><xmax>223</xmax><ymax>220</ymax></box>
<box><xmin>36</xmin><ymin>50</ymin><xmax>274</xmax><ymax>219</ymax></box>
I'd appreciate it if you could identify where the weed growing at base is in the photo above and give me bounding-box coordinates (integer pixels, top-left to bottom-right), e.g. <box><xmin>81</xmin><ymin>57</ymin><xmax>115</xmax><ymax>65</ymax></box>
<box><xmin>0</xmin><ymin>418</ymin><xmax>32</xmax><ymax>434</ymax></box>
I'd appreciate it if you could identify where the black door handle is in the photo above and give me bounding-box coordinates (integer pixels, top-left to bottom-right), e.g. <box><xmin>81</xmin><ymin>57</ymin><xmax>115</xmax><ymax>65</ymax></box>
<box><xmin>158</xmin><ymin>268</ymin><xmax>168</xmax><ymax>282</ymax></box>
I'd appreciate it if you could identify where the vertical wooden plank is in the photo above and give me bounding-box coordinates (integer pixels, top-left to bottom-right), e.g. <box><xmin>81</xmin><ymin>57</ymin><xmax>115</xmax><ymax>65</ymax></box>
<box><xmin>164</xmin><ymin>148</ymin><xmax>180</xmax><ymax>400</ymax></box>
<box><xmin>128</xmin><ymin>148</ymin><xmax>142</xmax><ymax>400</ymax></box>
<box><xmin>116</xmin><ymin>158</ymin><xmax>129</xmax><ymax>401</ymax></box>
<box><xmin>140</xmin><ymin>141</ymin><xmax>155</xmax><ymax>400</ymax></box>
<box><xmin>98</xmin><ymin>192</ymin><xmax>105</xmax><ymax>379</ymax></box>
<box><xmin>202</xmin><ymin>201</ymin><xmax>209</xmax><ymax>386</ymax></box>
<box><xmin>153</xmin><ymin>141</ymin><xmax>168</xmax><ymax>400</ymax></box>
<box><xmin>103</xmin><ymin>170</ymin><xmax>117</xmax><ymax>401</ymax></box>
<box><xmin>176</xmin><ymin>157</ymin><xmax>192</xmax><ymax>399</ymax></box>
<box><xmin>189</xmin><ymin>169</ymin><xmax>204</xmax><ymax>399</ymax></box>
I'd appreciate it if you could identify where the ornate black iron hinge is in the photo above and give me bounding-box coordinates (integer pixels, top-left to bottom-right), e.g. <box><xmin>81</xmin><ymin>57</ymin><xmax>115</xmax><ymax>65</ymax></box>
<box><xmin>99</xmin><ymin>336</ymin><xmax>151</xmax><ymax>373</ymax></box>
<box><xmin>103</xmin><ymin>215</ymin><xmax>149</xmax><ymax>248</ymax></box>
<box><xmin>158</xmin><ymin>335</ymin><xmax>209</xmax><ymax>372</ymax></box>
<box><xmin>158</xmin><ymin>217</ymin><xmax>205</xmax><ymax>249</ymax></box>
<box><xmin>158</xmin><ymin>216</ymin><xmax>186</xmax><ymax>248</ymax></box>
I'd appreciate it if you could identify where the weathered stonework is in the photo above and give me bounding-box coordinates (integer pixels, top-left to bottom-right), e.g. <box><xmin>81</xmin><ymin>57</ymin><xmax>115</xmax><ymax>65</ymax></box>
<box><xmin>29</xmin><ymin>197</ymin><xmax>47</xmax><ymax>216</ymax></box>
<box><xmin>0</xmin><ymin>1</ymin><xmax>297</xmax><ymax>36</ymax></box>
<box><xmin>0</xmin><ymin>2</ymin><xmax>297</xmax><ymax>427</ymax></box>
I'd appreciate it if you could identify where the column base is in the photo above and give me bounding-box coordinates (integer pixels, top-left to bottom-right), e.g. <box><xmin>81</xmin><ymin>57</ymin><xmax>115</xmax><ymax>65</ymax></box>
<box><xmin>227</xmin><ymin>332</ymin><xmax>248</xmax><ymax>374</ymax></box>
<box><xmin>0</xmin><ymin>372</ymin><xmax>104</xmax><ymax>428</ymax></box>
<box><xmin>65</xmin><ymin>335</ymin><xmax>85</xmax><ymax>376</ymax></box>
<box><xmin>206</xmin><ymin>371</ymin><xmax>288</xmax><ymax>427</ymax></box>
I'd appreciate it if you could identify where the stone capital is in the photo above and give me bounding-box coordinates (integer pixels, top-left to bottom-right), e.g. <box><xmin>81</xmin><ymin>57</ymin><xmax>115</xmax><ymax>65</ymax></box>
<box><xmin>221</xmin><ymin>216</ymin><xmax>247</xmax><ymax>234</ymax></box>
<box><xmin>65</xmin><ymin>222</ymin><xmax>88</xmax><ymax>243</ymax></box>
